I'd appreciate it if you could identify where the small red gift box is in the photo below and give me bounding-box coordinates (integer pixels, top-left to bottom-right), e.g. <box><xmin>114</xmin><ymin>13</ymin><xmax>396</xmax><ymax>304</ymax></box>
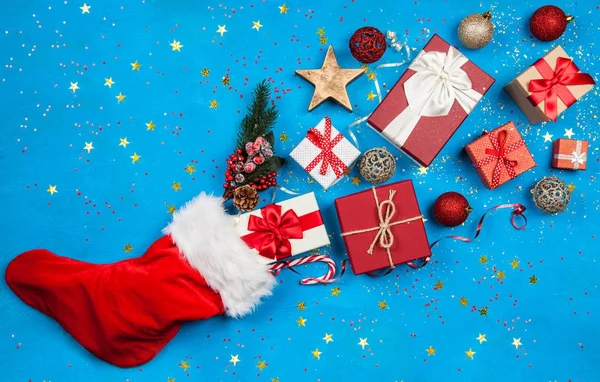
<box><xmin>464</xmin><ymin>122</ymin><xmax>536</xmax><ymax>190</ymax></box>
<box><xmin>552</xmin><ymin>138</ymin><xmax>588</xmax><ymax>170</ymax></box>
<box><xmin>335</xmin><ymin>180</ymin><xmax>430</xmax><ymax>275</ymax></box>
<box><xmin>367</xmin><ymin>34</ymin><xmax>495</xmax><ymax>167</ymax></box>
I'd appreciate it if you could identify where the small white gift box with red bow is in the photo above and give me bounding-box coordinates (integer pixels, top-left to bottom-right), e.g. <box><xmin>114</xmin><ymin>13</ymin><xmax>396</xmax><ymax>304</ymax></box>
<box><xmin>290</xmin><ymin>117</ymin><xmax>360</xmax><ymax>189</ymax></box>
<box><xmin>236</xmin><ymin>192</ymin><xmax>330</xmax><ymax>261</ymax></box>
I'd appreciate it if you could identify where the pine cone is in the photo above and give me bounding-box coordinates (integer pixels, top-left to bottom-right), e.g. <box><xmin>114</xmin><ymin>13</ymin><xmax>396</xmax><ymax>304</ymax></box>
<box><xmin>233</xmin><ymin>185</ymin><xmax>259</xmax><ymax>212</ymax></box>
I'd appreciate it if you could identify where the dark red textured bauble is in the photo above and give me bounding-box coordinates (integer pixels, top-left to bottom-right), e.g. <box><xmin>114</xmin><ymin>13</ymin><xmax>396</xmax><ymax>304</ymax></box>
<box><xmin>529</xmin><ymin>5</ymin><xmax>572</xmax><ymax>42</ymax></box>
<box><xmin>433</xmin><ymin>192</ymin><xmax>473</xmax><ymax>227</ymax></box>
<box><xmin>349</xmin><ymin>26</ymin><xmax>386</xmax><ymax>64</ymax></box>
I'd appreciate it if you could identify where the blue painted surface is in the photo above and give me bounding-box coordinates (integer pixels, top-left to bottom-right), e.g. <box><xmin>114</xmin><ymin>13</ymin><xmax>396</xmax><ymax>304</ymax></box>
<box><xmin>0</xmin><ymin>1</ymin><xmax>599</xmax><ymax>381</ymax></box>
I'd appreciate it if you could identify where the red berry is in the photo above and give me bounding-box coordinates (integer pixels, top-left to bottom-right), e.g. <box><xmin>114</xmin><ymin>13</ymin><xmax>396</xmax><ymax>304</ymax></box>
<box><xmin>238</xmin><ymin>155</ymin><xmax>244</xmax><ymax>161</ymax></box>
<box><xmin>236</xmin><ymin>149</ymin><xmax>243</xmax><ymax>154</ymax></box>
<box><xmin>251</xmin><ymin>184</ymin><xmax>257</xmax><ymax>189</ymax></box>
<box><xmin>223</xmin><ymin>184</ymin><xmax>229</xmax><ymax>189</ymax></box>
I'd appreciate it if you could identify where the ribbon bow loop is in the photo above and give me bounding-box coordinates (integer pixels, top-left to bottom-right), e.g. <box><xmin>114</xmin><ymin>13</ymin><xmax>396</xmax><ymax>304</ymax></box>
<box><xmin>247</xmin><ymin>204</ymin><xmax>304</xmax><ymax>260</ymax></box>
<box><xmin>476</xmin><ymin>129</ymin><xmax>525</xmax><ymax>189</ymax></box>
<box><xmin>305</xmin><ymin>117</ymin><xmax>347</xmax><ymax>178</ymax></box>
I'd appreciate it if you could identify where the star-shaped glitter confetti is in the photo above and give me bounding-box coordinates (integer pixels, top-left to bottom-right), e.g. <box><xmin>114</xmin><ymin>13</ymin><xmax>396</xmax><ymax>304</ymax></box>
<box><xmin>512</xmin><ymin>338</ymin><xmax>522</xmax><ymax>349</ymax></box>
<box><xmin>542</xmin><ymin>132</ymin><xmax>553</xmax><ymax>142</ymax></box>
<box><xmin>130</xmin><ymin>152</ymin><xmax>141</xmax><ymax>163</ymax></box>
<box><xmin>146</xmin><ymin>121</ymin><xmax>156</xmax><ymax>131</ymax></box>
<box><xmin>564</xmin><ymin>128</ymin><xmax>575</xmax><ymax>139</ymax></box>
<box><xmin>366</xmin><ymin>91</ymin><xmax>377</xmax><ymax>101</ymax></box>
<box><xmin>229</xmin><ymin>355</ymin><xmax>240</xmax><ymax>366</ymax></box>
<box><xmin>209</xmin><ymin>99</ymin><xmax>219</xmax><ymax>109</ymax></box>
<box><xmin>167</xmin><ymin>378</ymin><xmax>175</xmax><ymax>382</ymax></box>
<box><xmin>331</xmin><ymin>287</ymin><xmax>341</xmax><ymax>296</ymax></box>
<box><xmin>69</xmin><ymin>82</ymin><xmax>79</xmax><ymax>93</ymax></box>
<box><xmin>172</xmin><ymin>182</ymin><xmax>182</xmax><ymax>192</ymax></box>
<box><xmin>47</xmin><ymin>185</ymin><xmax>58</xmax><ymax>196</ymax></box>
<box><xmin>351</xmin><ymin>176</ymin><xmax>360</xmax><ymax>186</ymax></box>
<box><xmin>201</xmin><ymin>67</ymin><xmax>210</xmax><ymax>77</ymax></box>
<box><xmin>221</xmin><ymin>75</ymin><xmax>230</xmax><ymax>86</ymax></box>
<box><xmin>358</xmin><ymin>338</ymin><xmax>369</xmax><ymax>350</ymax></box>
<box><xmin>104</xmin><ymin>77</ymin><xmax>115</xmax><ymax>88</ymax></box>
<box><xmin>119</xmin><ymin>137</ymin><xmax>129</xmax><ymax>148</ymax></box>
<box><xmin>116</xmin><ymin>92</ymin><xmax>126</xmax><ymax>103</ymax></box>
<box><xmin>311</xmin><ymin>348</ymin><xmax>322</xmax><ymax>360</ymax></box>
<box><xmin>316</xmin><ymin>27</ymin><xmax>326</xmax><ymax>36</ymax></box>
<box><xmin>479</xmin><ymin>307</ymin><xmax>489</xmax><ymax>316</ymax></box>
<box><xmin>179</xmin><ymin>361</ymin><xmax>190</xmax><ymax>371</ymax></box>
<box><xmin>279</xmin><ymin>4</ymin><xmax>288</xmax><ymax>13</ymax></box>
<box><xmin>478</xmin><ymin>255</ymin><xmax>488</xmax><ymax>264</ymax></box>
<box><xmin>417</xmin><ymin>166</ymin><xmax>428</xmax><ymax>176</ymax></box>
<box><xmin>567</xmin><ymin>183</ymin><xmax>576</xmax><ymax>192</ymax></box>
<box><xmin>319</xmin><ymin>35</ymin><xmax>328</xmax><ymax>44</ymax></box>
<box><xmin>80</xmin><ymin>3</ymin><xmax>91</xmax><ymax>14</ymax></box>
<box><xmin>323</xmin><ymin>333</ymin><xmax>333</xmax><ymax>344</ymax></box>
<box><xmin>257</xmin><ymin>360</ymin><xmax>267</xmax><ymax>371</ymax></box>
<box><xmin>271</xmin><ymin>378</ymin><xmax>279</xmax><ymax>382</ymax></box>
<box><xmin>426</xmin><ymin>346</ymin><xmax>436</xmax><ymax>356</ymax></box>
<box><xmin>296</xmin><ymin>301</ymin><xmax>306</xmax><ymax>311</ymax></box>
<box><xmin>465</xmin><ymin>348</ymin><xmax>476</xmax><ymax>359</ymax></box>
<box><xmin>131</xmin><ymin>61</ymin><xmax>141</xmax><ymax>71</ymax></box>
<box><xmin>296</xmin><ymin>316</ymin><xmax>307</xmax><ymax>327</ymax></box>
<box><xmin>529</xmin><ymin>275</ymin><xmax>538</xmax><ymax>284</ymax></box>
<box><xmin>434</xmin><ymin>280</ymin><xmax>444</xmax><ymax>290</ymax></box>
<box><xmin>167</xmin><ymin>205</ymin><xmax>176</xmax><ymax>214</ymax></box>
<box><xmin>459</xmin><ymin>297</ymin><xmax>469</xmax><ymax>306</ymax></box>
<box><xmin>217</xmin><ymin>25</ymin><xmax>227</xmax><ymax>37</ymax></box>
<box><xmin>124</xmin><ymin>243</ymin><xmax>133</xmax><ymax>253</ymax></box>
<box><xmin>497</xmin><ymin>270</ymin><xmax>506</xmax><ymax>281</ymax></box>
<box><xmin>170</xmin><ymin>40</ymin><xmax>183</xmax><ymax>52</ymax></box>
<box><xmin>510</xmin><ymin>259</ymin><xmax>520</xmax><ymax>269</ymax></box>
<box><xmin>279</xmin><ymin>132</ymin><xmax>288</xmax><ymax>142</ymax></box>
<box><xmin>252</xmin><ymin>20</ymin><xmax>263</xmax><ymax>31</ymax></box>
<box><xmin>184</xmin><ymin>165</ymin><xmax>196</xmax><ymax>175</ymax></box>
<box><xmin>476</xmin><ymin>333</ymin><xmax>487</xmax><ymax>344</ymax></box>
<box><xmin>83</xmin><ymin>142</ymin><xmax>94</xmax><ymax>154</ymax></box>
<box><xmin>366</xmin><ymin>72</ymin><xmax>376</xmax><ymax>81</ymax></box>
<box><xmin>378</xmin><ymin>300</ymin><xmax>388</xmax><ymax>310</ymax></box>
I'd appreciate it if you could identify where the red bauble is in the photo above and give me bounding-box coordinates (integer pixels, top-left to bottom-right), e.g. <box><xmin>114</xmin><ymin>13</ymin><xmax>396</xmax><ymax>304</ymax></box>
<box><xmin>529</xmin><ymin>5</ymin><xmax>573</xmax><ymax>42</ymax></box>
<box><xmin>349</xmin><ymin>26</ymin><xmax>386</xmax><ymax>64</ymax></box>
<box><xmin>433</xmin><ymin>192</ymin><xmax>473</xmax><ymax>227</ymax></box>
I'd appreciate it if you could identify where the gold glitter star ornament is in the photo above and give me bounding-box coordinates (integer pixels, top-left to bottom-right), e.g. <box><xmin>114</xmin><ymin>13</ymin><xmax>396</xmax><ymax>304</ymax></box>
<box><xmin>296</xmin><ymin>45</ymin><xmax>364</xmax><ymax>111</ymax></box>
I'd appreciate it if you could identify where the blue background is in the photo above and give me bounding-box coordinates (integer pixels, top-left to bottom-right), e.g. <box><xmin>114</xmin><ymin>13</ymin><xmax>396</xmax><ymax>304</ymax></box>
<box><xmin>1</xmin><ymin>0</ymin><xmax>599</xmax><ymax>381</ymax></box>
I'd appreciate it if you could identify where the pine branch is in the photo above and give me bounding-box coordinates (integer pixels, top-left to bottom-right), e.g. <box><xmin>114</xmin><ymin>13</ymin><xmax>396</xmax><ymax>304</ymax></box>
<box><xmin>235</xmin><ymin>80</ymin><xmax>277</xmax><ymax>150</ymax></box>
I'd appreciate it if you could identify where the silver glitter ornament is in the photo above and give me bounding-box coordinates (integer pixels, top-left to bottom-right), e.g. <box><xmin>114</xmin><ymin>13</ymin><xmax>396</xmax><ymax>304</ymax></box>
<box><xmin>358</xmin><ymin>147</ymin><xmax>396</xmax><ymax>184</ymax></box>
<box><xmin>531</xmin><ymin>176</ymin><xmax>572</xmax><ymax>214</ymax></box>
<box><xmin>458</xmin><ymin>11</ymin><xmax>494</xmax><ymax>49</ymax></box>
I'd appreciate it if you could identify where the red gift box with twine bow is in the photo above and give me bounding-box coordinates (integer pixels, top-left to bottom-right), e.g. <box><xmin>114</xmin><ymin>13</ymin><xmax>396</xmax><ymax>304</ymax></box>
<box><xmin>465</xmin><ymin>122</ymin><xmax>536</xmax><ymax>190</ymax></box>
<box><xmin>335</xmin><ymin>180</ymin><xmax>430</xmax><ymax>275</ymax></box>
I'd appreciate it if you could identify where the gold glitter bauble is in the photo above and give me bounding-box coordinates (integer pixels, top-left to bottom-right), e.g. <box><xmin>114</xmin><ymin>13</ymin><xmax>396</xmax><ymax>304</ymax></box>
<box><xmin>458</xmin><ymin>11</ymin><xmax>494</xmax><ymax>49</ymax></box>
<box><xmin>531</xmin><ymin>176</ymin><xmax>572</xmax><ymax>214</ymax></box>
<box><xmin>359</xmin><ymin>147</ymin><xmax>396</xmax><ymax>184</ymax></box>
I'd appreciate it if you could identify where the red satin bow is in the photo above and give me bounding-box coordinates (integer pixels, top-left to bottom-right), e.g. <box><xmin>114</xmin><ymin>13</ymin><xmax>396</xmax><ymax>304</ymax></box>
<box><xmin>476</xmin><ymin>130</ymin><xmax>524</xmax><ymax>189</ymax></box>
<box><xmin>305</xmin><ymin>116</ymin><xmax>347</xmax><ymax>178</ymax></box>
<box><xmin>245</xmin><ymin>204</ymin><xmax>304</xmax><ymax>260</ymax></box>
<box><xmin>528</xmin><ymin>57</ymin><xmax>595</xmax><ymax>122</ymax></box>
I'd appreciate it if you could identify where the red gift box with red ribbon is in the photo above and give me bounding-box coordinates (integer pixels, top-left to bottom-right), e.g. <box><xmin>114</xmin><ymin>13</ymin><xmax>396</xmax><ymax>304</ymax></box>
<box><xmin>465</xmin><ymin>122</ymin><xmax>536</xmax><ymax>190</ymax></box>
<box><xmin>504</xmin><ymin>45</ymin><xmax>595</xmax><ymax>124</ymax></box>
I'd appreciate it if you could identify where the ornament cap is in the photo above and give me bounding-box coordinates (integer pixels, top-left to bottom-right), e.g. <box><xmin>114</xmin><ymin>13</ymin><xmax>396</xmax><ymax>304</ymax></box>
<box><xmin>465</xmin><ymin>205</ymin><xmax>473</xmax><ymax>214</ymax></box>
<box><xmin>483</xmin><ymin>11</ymin><xmax>492</xmax><ymax>20</ymax></box>
<box><xmin>565</xmin><ymin>15</ymin><xmax>574</xmax><ymax>23</ymax></box>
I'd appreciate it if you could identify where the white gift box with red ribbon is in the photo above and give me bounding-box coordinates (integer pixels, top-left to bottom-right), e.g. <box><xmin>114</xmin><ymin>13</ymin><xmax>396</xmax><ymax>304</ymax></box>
<box><xmin>290</xmin><ymin>117</ymin><xmax>361</xmax><ymax>189</ymax></box>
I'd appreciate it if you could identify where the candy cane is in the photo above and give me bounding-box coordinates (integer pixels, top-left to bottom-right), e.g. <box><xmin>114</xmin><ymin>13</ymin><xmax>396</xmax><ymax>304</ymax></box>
<box><xmin>269</xmin><ymin>254</ymin><xmax>338</xmax><ymax>285</ymax></box>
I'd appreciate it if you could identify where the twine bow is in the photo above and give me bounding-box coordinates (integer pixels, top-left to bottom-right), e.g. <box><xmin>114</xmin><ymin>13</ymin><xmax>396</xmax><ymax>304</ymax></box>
<box><xmin>305</xmin><ymin>116</ymin><xmax>347</xmax><ymax>178</ymax></box>
<box><xmin>475</xmin><ymin>130</ymin><xmax>525</xmax><ymax>188</ymax></box>
<box><xmin>340</xmin><ymin>188</ymin><xmax>423</xmax><ymax>269</ymax></box>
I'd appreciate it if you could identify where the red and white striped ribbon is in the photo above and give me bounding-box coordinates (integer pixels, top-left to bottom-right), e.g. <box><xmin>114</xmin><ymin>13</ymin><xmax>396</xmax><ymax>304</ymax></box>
<box><xmin>269</xmin><ymin>254</ymin><xmax>338</xmax><ymax>285</ymax></box>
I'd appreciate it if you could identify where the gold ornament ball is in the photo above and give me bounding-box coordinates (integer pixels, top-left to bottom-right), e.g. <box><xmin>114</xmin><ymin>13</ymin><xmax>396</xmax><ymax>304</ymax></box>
<box><xmin>530</xmin><ymin>176</ymin><xmax>572</xmax><ymax>214</ymax></box>
<box><xmin>359</xmin><ymin>147</ymin><xmax>396</xmax><ymax>184</ymax></box>
<box><xmin>458</xmin><ymin>11</ymin><xmax>494</xmax><ymax>49</ymax></box>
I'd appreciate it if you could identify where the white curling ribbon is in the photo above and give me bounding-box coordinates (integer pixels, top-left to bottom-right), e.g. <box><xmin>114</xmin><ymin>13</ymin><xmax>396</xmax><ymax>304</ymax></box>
<box><xmin>383</xmin><ymin>46</ymin><xmax>483</xmax><ymax>147</ymax></box>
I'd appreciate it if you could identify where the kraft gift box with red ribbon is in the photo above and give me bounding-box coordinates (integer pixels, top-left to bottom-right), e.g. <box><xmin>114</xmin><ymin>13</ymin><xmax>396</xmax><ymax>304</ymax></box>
<box><xmin>465</xmin><ymin>121</ymin><xmax>536</xmax><ymax>190</ymax></box>
<box><xmin>552</xmin><ymin>138</ymin><xmax>588</xmax><ymax>170</ymax></box>
<box><xmin>367</xmin><ymin>34</ymin><xmax>495</xmax><ymax>168</ymax></box>
<box><xmin>236</xmin><ymin>192</ymin><xmax>330</xmax><ymax>261</ymax></box>
<box><xmin>335</xmin><ymin>180</ymin><xmax>431</xmax><ymax>275</ymax></box>
<box><xmin>290</xmin><ymin>116</ymin><xmax>360</xmax><ymax>189</ymax></box>
<box><xmin>504</xmin><ymin>45</ymin><xmax>596</xmax><ymax>124</ymax></box>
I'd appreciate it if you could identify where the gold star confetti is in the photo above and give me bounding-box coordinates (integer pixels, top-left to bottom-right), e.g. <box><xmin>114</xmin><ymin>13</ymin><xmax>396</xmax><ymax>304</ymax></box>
<box><xmin>172</xmin><ymin>181</ymin><xmax>182</xmax><ymax>192</ymax></box>
<box><xmin>179</xmin><ymin>361</ymin><xmax>190</xmax><ymax>371</ymax></box>
<box><xmin>83</xmin><ymin>142</ymin><xmax>94</xmax><ymax>154</ymax></box>
<box><xmin>184</xmin><ymin>165</ymin><xmax>196</xmax><ymax>175</ymax></box>
<box><xmin>567</xmin><ymin>183</ymin><xmax>576</xmax><ymax>192</ymax></box>
<box><xmin>257</xmin><ymin>360</ymin><xmax>267</xmax><ymax>371</ymax></box>
<box><xmin>229</xmin><ymin>354</ymin><xmax>240</xmax><ymax>366</ymax></box>
<box><xmin>46</xmin><ymin>185</ymin><xmax>58</xmax><ymax>196</ymax></box>
<box><xmin>510</xmin><ymin>259</ymin><xmax>520</xmax><ymax>269</ymax></box>
<box><xmin>296</xmin><ymin>316</ymin><xmax>307</xmax><ymax>327</ymax></box>
<box><xmin>512</xmin><ymin>338</ymin><xmax>522</xmax><ymax>349</ymax></box>
<box><xmin>131</xmin><ymin>60</ymin><xmax>141</xmax><ymax>71</ymax></box>
<box><xmin>271</xmin><ymin>378</ymin><xmax>279</xmax><ymax>382</ymax></box>
<box><xmin>279</xmin><ymin>4</ymin><xmax>288</xmax><ymax>13</ymax></box>
<box><xmin>216</xmin><ymin>25</ymin><xmax>227</xmax><ymax>37</ymax></box>
<box><xmin>124</xmin><ymin>243</ymin><xmax>133</xmax><ymax>253</ymax></box>
<box><xmin>146</xmin><ymin>121</ymin><xmax>156</xmax><ymax>131</ymax></box>
<box><xmin>358</xmin><ymin>338</ymin><xmax>369</xmax><ymax>350</ymax></box>
<box><xmin>209</xmin><ymin>99</ymin><xmax>219</xmax><ymax>109</ymax></box>
<box><xmin>170</xmin><ymin>40</ymin><xmax>183</xmax><ymax>52</ymax></box>
<box><xmin>319</xmin><ymin>35</ymin><xmax>328</xmax><ymax>44</ymax></box>
<box><xmin>104</xmin><ymin>77</ymin><xmax>115</xmax><ymax>88</ymax></box>
<box><xmin>366</xmin><ymin>72</ymin><xmax>376</xmax><ymax>81</ymax></box>
<box><xmin>497</xmin><ymin>270</ymin><xmax>506</xmax><ymax>281</ymax></box>
<box><xmin>479</xmin><ymin>255</ymin><xmax>488</xmax><ymax>264</ymax></box>
<box><xmin>465</xmin><ymin>348</ymin><xmax>476</xmax><ymax>359</ymax></box>
<box><xmin>130</xmin><ymin>152</ymin><xmax>141</xmax><ymax>163</ymax></box>
<box><xmin>80</xmin><ymin>3</ymin><xmax>91</xmax><ymax>14</ymax></box>
<box><xmin>115</xmin><ymin>92</ymin><xmax>126</xmax><ymax>103</ymax></box>
<box><xmin>296</xmin><ymin>301</ymin><xmax>306</xmax><ymax>311</ymax></box>
<box><xmin>221</xmin><ymin>75</ymin><xmax>230</xmax><ymax>86</ymax></box>
<box><xmin>279</xmin><ymin>132</ymin><xmax>289</xmax><ymax>142</ymax></box>
<box><xmin>252</xmin><ymin>20</ymin><xmax>263</xmax><ymax>31</ymax></box>
<box><xmin>476</xmin><ymin>333</ymin><xmax>487</xmax><ymax>344</ymax></box>
<box><xmin>167</xmin><ymin>378</ymin><xmax>175</xmax><ymax>382</ymax></box>
<box><xmin>366</xmin><ymin>91</ymin><xmax>377</xmax><ymax>101</ymax></box>
<box><xmin>316</xmin><ymin>27</ymin><xmax>326</xmax><ymax>36</ymax></box>
<box><xmin>311</xmin><ymin>348</ymin><xmax>322</xmax><ymax>359</ymax></box>
<box><xmin>351</xmin><ymin>176</ymin><xmax>360</xmax><ymax>186</ymax></box>
<box><xmin>417</xmin><ymin>166</ymin><xmax>428</xmax><ymax>175</ymax></box>
<box><xmin>69</xmin><ymin>82</ymin><xmax>79</xmax><ymax>93</ymax></box>
<box><xmin>323</xmin><ymin>333</ymin><xmax>333</xmax><ymax>344</ymax></box>
<box><xmin>459</xmin><ymin>297</ymin><xmax>469</xmax><ymax>306</ymax></box>
<box><xmin>377</xmin><ymin>300</ymin><xmax>388</xmax><ymax>310</ymax></box>
<box><xmin>426</xmin><ymin>346</ymin><xmax>436</xmax><ymax>356</ymax></box>
<box><xmin>201</xmin><ymin>67</ymin><xmax>210</xmax><ymax>77</ymax></box>
<box><xmin>479</xmin><ymin>307</ymin><xmax>489</xmax><ymax>316</ymax></box>
<box><xmin>434</xmin><ymin>280</ymin><xmax>444</xmax><ymax>290</ymax></box>
<box><xmin>331</xmin><ymin>287</ymin><xmax>341</xmax><ymax>296</ymax></box>
<box><xmin>167</xmin><ymin>205</ymin><xmax>176</xmax><ymax>214</ymax></box>
<box><xmin>119</xmin><ymin>137</ymin><xmax>129</xmax><ymax>148</ymax></box>
<box><xmin>529</xmin><ymin>275</ymin><xmax>538</xmax><ymax>284</ymax></box>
